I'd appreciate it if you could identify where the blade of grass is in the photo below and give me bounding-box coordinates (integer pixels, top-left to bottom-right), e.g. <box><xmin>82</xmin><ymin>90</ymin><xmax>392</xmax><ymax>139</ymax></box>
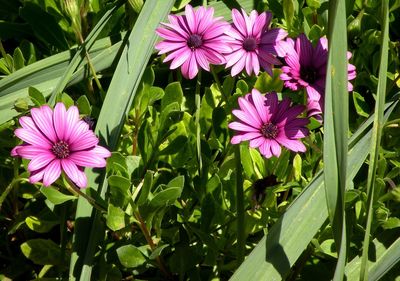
<box><xmin>324</xmin><ymin>0</ymin><xmax>349</xmax><ymax>280</ymax></box>
<box><xmin>47</xmin><ymin>0</ymin><xmax>125</xmax><ymax>105</ymax></box>
<box><xmin>229</xmin><ymin>102</ymin><xmax>397</xmax><ymax>281</ymax></box>
<box><xmin>359</xmin><ymin>1</ymin><xmax>389</xmax><ymax>280</ymax></box>
<box><xmin>69</xmin><ymin>1</ymin><xmax>175</xmax><ymax>280</ymax></box>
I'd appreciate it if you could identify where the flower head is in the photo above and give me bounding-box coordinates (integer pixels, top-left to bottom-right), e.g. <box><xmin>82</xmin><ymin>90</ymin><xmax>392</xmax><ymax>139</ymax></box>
<box><xmin>224</xmin><ymin>9</ymin><xmax>287</xmax><ymax>76</ymax></box>
<box><xmin>228</xmin><ymin>90</ymin><xmax>309</xmax><ymax>158</ymax></box>
<box><xmin>11</xmin><ymin>103</ymin><xmax>111</xmax><ymax>188</ymax></box>
<box><xmin>155</xmin><ymin>5</ymin><xmax>231</xmax><ymax>79</ymax></box>
<box><xmin>279</xmin><ymin>34</ymin><xmax>356</xmax><ymax>119</ymax></box>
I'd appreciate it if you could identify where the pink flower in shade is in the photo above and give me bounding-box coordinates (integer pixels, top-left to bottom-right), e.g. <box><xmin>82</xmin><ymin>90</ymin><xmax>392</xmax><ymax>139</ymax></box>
<box><xmin>224</xmin><ymin>9</ymin><xmax>287</xmax><ymax>76</ymax></box>
<box><xmin>228</xmin><ymin>90</ymin><xmax>309</xmax><ymax>158</ymax></box>
<box><xmin>279</xmin><ymin>34</ymin><xmax>356</xmax><ymax>119</ymax></box>
<box><xmin>155</xmin><ymin>5</ymin><xmax>231</xmax><ymax>79</ymax></box>
<box><xmin>11</xmin><ymin>103</ymin><xmax>111</xmax><ymax>188</ymax></box>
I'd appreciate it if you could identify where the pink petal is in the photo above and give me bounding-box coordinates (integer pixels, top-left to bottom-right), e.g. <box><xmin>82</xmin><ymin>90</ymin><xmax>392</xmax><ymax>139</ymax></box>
<box><xmin>64</xmin><ymin>106</ymin><xmax>80</xmax><ymax>141</ymax></box>
<box><xmin>61</xmin><ymin>159</ymin><xmax>87</xmax><ymax>188</ymax></box>
<box><xmin>259</xmin><ymin>140</ymin><xmax>272</xmax><ymax>158</ymax></box>
<box><xmin>252</xmin><ymin>12</ymin><xmax>266</xmax><ymax>36</ymax></box>
<box><xmin>67</xmin><ymin>120</ymin><xmax>90</xmax><ymax>144</ymax></box>
<box><xmin>275</xmin><ymin>137</ymin><xmax>306</xmax><ymax>152</ymax></box>
<box><xmin>31</xmin><ymin>106</ymin><xmax>57</xmax><ymax>143</ymax></box>
<box><xmin>194</xmin><ymin>49</ymin><xmax>210</xmax><ymax>71</ymax></box>
<box><xmin>270</xmin><ymin>140</ymin><xmax>282</xmax><ymax>157</ymax></box>
<box><xmin>69</xmin><ymin>151</ymin><xmax>107</xmax><ymax>168</ymax></box>
<box><xmin>156</xmin><ymin>27</ymin><xmax>187</xmax><ymax>42</ymax></box>
<box><xmin>15</xmin><ymin>128</ymin><xmax>52</xmax><ymax>149</ymax></box>
<box><xmin>17</xmin><ymin>145</ymin><xmax>51</xmax><ymax>159</ymax></box>
<box><xmin>69</xmin><ymin>131</ymin><xmax>99</xmax><ymax>151</ymax></box>
<box><xmin>185</xmin><ymin>5</ymin><xmax>197</xmax><ymax>33</ymax></box>
<box><xmin>250</xmin><ymin>137</ymin><xmax>265</xmax><ymax>148</ymax></box>
<box><xmin>43</xmin><ymin>159</ymin><xmax>61</xmax><ymax>186</ymax></box>
<box><xmin>91</xmin><ymin>145</ymin><xmax>111</xmax><ymax>158</ymax></box>
<box><xmin>296</xmin><ymin>34</ymin><xmax>313</xmax><ymax>67</ymax></box>
<box><xmin>251</xmin><ymin>52</ymin><xmax>260</xmax><ymax>76</ymax></box>
<box><xmin>225</xmin><ymin>49</ymin><xmax>246</xmax><ymax>68</ymax></box>
<box><xmin>231</xmin><ymin>54</ymin><xmax>247</xmax><ymax>76</ymax></box>
<box><xmin>53</xmin><ymin>103</ymin><xmax>67</xmax><ymax>141</ymax></box>
<box><xmin>238</xmin><ymin>97</ymin><xmax>263</xmax><ymax>127</ymax></box>
<box><xmin>28</xmin><ymin>152</ymin><xmax>56</xmax><ymax>172</ymax></box>
<box><xmin>19</xmin><ymin>116</ymin><xmax>39</xmax><ymax>131</ymax></box>
<box><xmin>29</xmin><ymin>169</ymin><xmax>45</xmax><ymax>184</ymax></box>
<box><xmin>232</xmin><ymin>9</ymin><xmax>247</xmax><ymax>37</ymax></box>
<box><xmin>156</xmin><ymin>41</ymin><xmax>187</xmax><ymax>55</ymax></box>
<box><xmin>250</xmin><ymin>89</ymin><xmax>268</xmax><ymax>123</ymax></box>
<box><xmin>168</xmin><ymin>48</ymin><xmax>191</xmax><ymax>69</ymax></box>
<box><xmin>228</xmin><ymin>121</ymin><xmax>259</xmax><ymax>132</ymax></box>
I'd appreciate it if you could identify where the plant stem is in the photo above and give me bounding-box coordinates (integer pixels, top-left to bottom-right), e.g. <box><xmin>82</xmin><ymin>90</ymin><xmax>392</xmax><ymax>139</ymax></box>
<box><xmin>195</xmin><ymin>71</ymin><xmax>203</xmax><ymax>175</ymax></box>
<box><xmin>235</xmin><ymin>145</ymin><xmax>245</xmax><ymax>264</ymax></box>
<box><xmin>63</xmin><ymin>177</ymin><xmax>106</xmax><ymax>213</ymax></box>
<box><xmin>134</xmin><ymin>211</ymin><xmax>172</xmax><ymax>279</ymax></box>
<box><xmin>0</xmin><ymin>177</ymin><xmax>28</xmax><ymax>210</ymax></box>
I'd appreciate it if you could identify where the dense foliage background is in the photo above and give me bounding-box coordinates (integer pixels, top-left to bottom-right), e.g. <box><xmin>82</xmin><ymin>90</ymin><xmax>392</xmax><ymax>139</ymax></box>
<box><xmin>0</xmin><ymin>0</ymin><xmax>400</xmax><ymax>280</ymax></box>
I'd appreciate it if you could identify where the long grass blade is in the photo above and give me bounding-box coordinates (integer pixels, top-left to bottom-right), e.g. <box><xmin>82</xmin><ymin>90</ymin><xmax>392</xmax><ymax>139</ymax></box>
<box><xmin>229</xmin><ymin>102</ymin><xmax>397</xmax><ymax>281</ymax></box>
<box><xmin>359</xmin><ymin>1</ymin><xmax>390</xmax><ymax>280</ymax></box>
<box><xmin>68</xmin><ymin>1</ymin><xmax>175</xmax><ymax>280</ymax></box>
<box><xmin>324</xmin><ymin>0</ymin><xmax>349</xmax><ymax>280</ymax></box>
<box><xmin>47</xmin><ymin>0</ymin><xmax>124</xmax><ymax>105</ymax></box>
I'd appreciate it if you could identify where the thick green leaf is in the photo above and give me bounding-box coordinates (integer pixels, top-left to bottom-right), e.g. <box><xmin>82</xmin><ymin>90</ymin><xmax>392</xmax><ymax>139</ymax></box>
<box><xmin>116</xmin><ymin>245</ymin><xmax>146</xmax><ymax>268</ymax></box>
<box><xmin>40</xmin><ymin>187</ymin><xmax>76</xmax><ymax>205</ymax></box>
<box><xmin>21</xmin><ymin>239</ymin><xmax>66</xmax><ymax>265</ymax></box>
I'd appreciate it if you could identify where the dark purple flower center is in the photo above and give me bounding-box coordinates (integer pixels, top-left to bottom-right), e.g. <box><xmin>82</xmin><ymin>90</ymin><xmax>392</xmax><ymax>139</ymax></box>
<box><xmin>52</xmin><ymin>141</ymin><xmax>70</xmax><ymax>159</ymax></box>
<box><xmin>300</xmin><ymin>66</ymin><xmax>318</xmax><ymax>84</ymax></box>
<box><xmin>261</xmin><ymin>122</ymin><xmax>278</xmax><ymax>139</ymax></box>
<box><xmin>187</xmin><ymin>34</ymin><xmax>203</xmax><ymax>49</ymax></box>
<box><xmin>243</xmin><ymin>37</ymin><xmax>257</xmax><ymax>51</ymax></box>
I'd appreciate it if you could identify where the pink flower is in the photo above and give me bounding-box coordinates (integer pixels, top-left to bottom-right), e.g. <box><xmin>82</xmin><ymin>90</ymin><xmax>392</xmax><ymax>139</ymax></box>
<box><xmin>280</xmin><ymin>34</ymin><xmax>356</xmax><ymax>119</ymax></box>
<box><xmin>11</xmin><ymin>103</ymin><xmax>111</xmax><ymax>188</ymax></box>
<box><xmin>155</xmin><ymin>5</ymin><xmax>231</xmax><ymax>79</ymax></box>
<box><xmin>228</xmin><ymin>90</ymin><xmax>309</xmax><ymax>158</ymax></box>
<box><xmin>224</xmin><ymin>9</ymin><xmax>287</xmax><ymax>76</ymax></box>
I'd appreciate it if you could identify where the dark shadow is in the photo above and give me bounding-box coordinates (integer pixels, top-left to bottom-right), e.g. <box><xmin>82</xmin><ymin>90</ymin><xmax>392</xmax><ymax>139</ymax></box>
<box><xmin>222</xmin><ymin>0</ymin><xmax>242</xmax><ymax>11</ymax></box>
<box><xmin>265</xmin><ymin>218</ymin><xmax>291</xmax><ymax>279</ymax></box>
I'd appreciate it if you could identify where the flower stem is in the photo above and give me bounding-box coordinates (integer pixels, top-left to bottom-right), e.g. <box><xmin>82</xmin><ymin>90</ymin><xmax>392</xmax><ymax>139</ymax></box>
<box><xmin>235</xmin><ymin>145</ymin><xmax>245</xmax><ymax>264</ymax></box>
<box><xmin>63</xmin><ymin>177</ymin><xmax>106</xmax><ymax>213</ymax></box>
<box><xmin>195</xmin><ymin>71</ymin><xmax>203</xmax><ymax>175</ymax></box>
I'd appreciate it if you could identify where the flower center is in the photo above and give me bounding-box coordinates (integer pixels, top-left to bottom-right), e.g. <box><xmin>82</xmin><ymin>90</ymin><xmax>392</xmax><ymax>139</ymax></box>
<box><xmin>187</xmin><ymin>34</ymin><xmax>203</xmax><ymax>49</ymax></box>
<box><xmin>261</xmin><ymin>123</ymin><xmax>278</xmax><ymax>139</ymax></box>
<box><xmin>300</xmin><ymin>67</ymin><xmax>318</xmax><ymax>84</ymax></box>
<box><xmin>52</xmin><ymin>141</ymin><xmax>70</xmax><ymax>159</ymax></box>
<box><xmin>243</xmin><ymin>37</ymin><xmax>257</xmax><ymax>51</ymax></box>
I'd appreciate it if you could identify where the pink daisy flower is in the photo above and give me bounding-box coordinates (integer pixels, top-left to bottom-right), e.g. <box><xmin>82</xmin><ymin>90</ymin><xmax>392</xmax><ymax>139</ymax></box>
<box><xmin>224</xmin><ymin>9</ymin><xmax>287</xmax><ymax>76</ymax></box>
<box><xmin>228</xmin><ymin>89</ymin><xmax>309</xmax><ymax>158</ymax></box>
<box><xmin>155</xmin><ymin>5</ymin><xmax>231</xmax><ymax>79</ymax></box>
<box><xmin>280</xmin><ymin>34</ymin><xmax>356</xmax><ymax>119</ymax></box>
<box><xmin>11</xmin><ymin>103</ymin><xmax>111</xmax><ymax>188</ymax></box>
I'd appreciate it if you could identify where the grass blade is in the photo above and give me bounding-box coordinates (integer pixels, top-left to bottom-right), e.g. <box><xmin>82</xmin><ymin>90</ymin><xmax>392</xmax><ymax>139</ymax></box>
<box><xmin>229</xmin><ymin>102</ymin><xmax>397</xmax><ymax>281</ymax></box>
<box><xmin>324</xmin><ymin>0</ymin><xmax>349</xmax><ymax>279</ymax></box>
<box><xmin>69</xmin><ymin>1</ymin><xmax>175</xmax><ymax>280</ymax></box>
<box><xmin>359</xmin><ymin>1</ymin><xmax>390</xmax><ymax>280</ymax></box>
<box><xmin>47</xmin><ymin>0</ymin><xmax>124</xmax><ymax>105</ymax></box>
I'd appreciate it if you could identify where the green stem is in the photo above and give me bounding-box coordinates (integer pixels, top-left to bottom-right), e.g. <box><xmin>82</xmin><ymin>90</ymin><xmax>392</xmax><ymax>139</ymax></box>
<box><xmin>195</xmin><ymin>71</ymin><xmax>202</xmax><ymax>175</ymax></box>
<box><xmin>0</xmin><ymin>177</ymin><xmax>28</xmax><ymax>210</ymax></box>
<box><xmin>235</xmin><ymin>145</ymin><xmax>245</xmax><ymax>264</ymax></box>
<box><xmin>64</xmin><ymin>177</ymin><xmax>106</xmax><ymax>213</ymax></box>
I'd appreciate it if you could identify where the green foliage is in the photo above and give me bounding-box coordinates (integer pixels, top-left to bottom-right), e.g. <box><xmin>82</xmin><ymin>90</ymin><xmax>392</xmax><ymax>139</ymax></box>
<box><xmin>1</xmin><ymin>0</ymin><xmax>400</xmax><ymax>280</ymax></box>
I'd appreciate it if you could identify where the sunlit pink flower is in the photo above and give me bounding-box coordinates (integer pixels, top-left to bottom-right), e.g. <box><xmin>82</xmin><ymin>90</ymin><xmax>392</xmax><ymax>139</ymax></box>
<box><xmin>11</xmin><ymin>103</ymin><xmax>111</xmax><ymax>188</ymax></box>
<box><xmin>155</xmin><ymin>5</ymin><xmax>231</xmax><ymax>79</ymax></box>
<box><xmin>224</xmin><ymin>9</ymin><xmax>287</xmax><ymax>76</ymax></box>
<box><xmin>279</xmin><ymin>34</ymin><xmax>356</xmax><ymax>119</ymax></box>
<box><xmin>228</xmin><ymin>90</ymin><xmax>309</xmax><ymax>158</ymax></box>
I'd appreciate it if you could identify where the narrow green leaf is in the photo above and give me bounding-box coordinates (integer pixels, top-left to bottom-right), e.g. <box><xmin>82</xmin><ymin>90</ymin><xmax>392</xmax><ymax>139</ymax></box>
<box><xmin>69</xmin><ymin>1</ymin><xmax>175</xmax><ymax>280</ymax></box>
<box><xmin>360</xmin><ymin>1</ymin><xmax>389</xmax><ymax>280</ymax></box>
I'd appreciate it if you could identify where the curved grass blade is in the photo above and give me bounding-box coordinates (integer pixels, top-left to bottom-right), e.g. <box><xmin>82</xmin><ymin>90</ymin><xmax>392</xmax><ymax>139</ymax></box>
<box><xmin>47</xmin><ymin>0</ymin><xmax>125</xmax><ymax>105</ymax></box>
<box><xmin>324</xmin><ymin>0</ymin><xmax>349</xmax><ymax>280</ymax></box>
<box><xmin>69</xmin><ymin>1</ymin><xmax>175</xmax><ymax>280</ymax></box>
<box><xmin>359</xmin><ymin>1</ymin><xmax>389</xmax><ymax>280</ymax></box>
<box><xmin>229</xmin><ymin>102</ymin><xmax>397</xmax><ymax>281</ymax></box>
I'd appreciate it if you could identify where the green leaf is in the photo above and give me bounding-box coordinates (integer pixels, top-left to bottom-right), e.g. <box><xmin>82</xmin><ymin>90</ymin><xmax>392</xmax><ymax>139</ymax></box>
<box><xmin>116</xmin><ymin>245</ymin><xmax>146</xmax><ymax>268</ymax></box>
<box><xmin>76</xmin><ymin>95</ymin><xmax>91</xmax><ymax>115</ymax></box>
<box><xmin>108</xmin><ymin>175</ymin><xmax>132</xmax><ymax>208</ymax></box>
<box><xmin>25</xmin><ymin>216</ymin><xmax>59</xmax><ymax>233</ymax></box>
<box><xmin>293</xmin><ymin>154</ymin><xmax>302</xmax><ymax>181</ymax></box>
<box><xmin>40</xmin><ymin>186</ymin><xmax>76</xmax><ymax>205</ymax></box>
<box><xmin>149</xmin><ymin>176</ymin><xmax>184</xmax><ymax>208</ymax></box>
<box><xmin>352</xmin><ymin>91</ymin><xmax>370</xmax><ymax>117</ymax></box>
<box><xmin>21</xmin><ymin>239</ymin><xmax>66</xmax><ymax>265</ymax></box>
<box><xmin>13</xmin><ymin>47</ymin><xmax>25</xmax><ymax>70</ymax></box>
<box><xmin>28</xmin><ymin>87</ymin><xmax>46</xmax><ymax>106</ymax></box>
<box><xmin>161</xmin><ymin>82</ymin><xmax>183</xmax><ymax>111</ymax></box>
<box><xmin>106</xmin><ymin>204</ymin><xmax>126</xmax><ymax>231</ymax></box>
<box><xmin>137</xmin><ymin>171</ymin><xmax>153</xmax><ymax>206</ymax></box>
<box><xmin>254</xmin><ymin>70</ymin><xmax>283</xmax><ymax>93</ymax></box>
